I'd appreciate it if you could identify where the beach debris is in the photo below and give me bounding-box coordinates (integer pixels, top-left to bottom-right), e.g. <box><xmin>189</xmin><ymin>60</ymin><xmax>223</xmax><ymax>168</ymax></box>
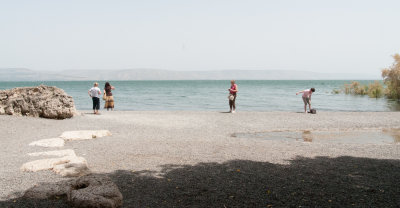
<box><xmin>29</xmin><ymin>138</ymin><xmax>65</xmax><ymax>147</ymax></box>
<box><xmin>23</xmin><ymin>174</ymin><xmax>123</xmax><ymax>208</ymax></box>
<box><xmin>0</xmin><ymin>85</ymin><xmax>76</xmax><ymax>119</ymax></box>
<box><xmin>21</xmin><ymin>156</ymin><xmax>90</xmax><ymax>177</ymax></box>
<box><xmin>68</xmin><ymin>174</ymin><xmax>123</xmax><ymax>208</ymax></box>
<box><xmin>60</xmin><ymin>130</ymin><xmax>112</xmax><ymax>141</ymax></box>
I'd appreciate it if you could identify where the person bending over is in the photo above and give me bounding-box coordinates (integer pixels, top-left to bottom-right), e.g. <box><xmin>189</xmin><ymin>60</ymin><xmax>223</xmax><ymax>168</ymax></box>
<box><xmin>296</xmin><ymin>88</ymin><xmax>315</xmax><ymax>113</ymax></box>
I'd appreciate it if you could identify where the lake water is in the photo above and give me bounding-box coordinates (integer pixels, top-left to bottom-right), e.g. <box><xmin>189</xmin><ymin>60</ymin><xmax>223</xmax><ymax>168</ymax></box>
<box><xmin>0</xmin><ymin>80</ymin><xmax>398</xmax><ymax>112</ymax></box>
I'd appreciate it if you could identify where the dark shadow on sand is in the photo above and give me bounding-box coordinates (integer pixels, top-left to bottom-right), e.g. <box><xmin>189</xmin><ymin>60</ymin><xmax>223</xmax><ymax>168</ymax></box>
<box><xmin>2</xmin><ymin>156</ymin><xmax>400</xmax><ymax>207</ymax></box>
<box><xmin>81</xmin><ymin>112</ymin><xmax>101</xmax><ymax>115</ymax></box>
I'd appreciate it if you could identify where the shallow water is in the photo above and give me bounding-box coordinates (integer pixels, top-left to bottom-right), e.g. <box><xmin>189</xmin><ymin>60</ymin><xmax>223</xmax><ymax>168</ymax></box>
<box><xmin>0</xmin><ymin>80</ymin><xmax>398</xmax><ymax>111</ymax></box>
<box><xmin>232</xmin><ymin>129</ymin><xmax>400</xmax><ymax>144</ymax></box>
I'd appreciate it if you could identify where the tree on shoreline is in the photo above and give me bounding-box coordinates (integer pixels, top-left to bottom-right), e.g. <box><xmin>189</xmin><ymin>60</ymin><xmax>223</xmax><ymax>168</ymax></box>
<box><xmin>382</xmin><ymin>54</ymin><xmax>400</xmax><ymax>100</ymax></box>
<box><xmin>336</xmin><ymin>53</ymin><xmax>399</xmax><ymax>99</ymax></box>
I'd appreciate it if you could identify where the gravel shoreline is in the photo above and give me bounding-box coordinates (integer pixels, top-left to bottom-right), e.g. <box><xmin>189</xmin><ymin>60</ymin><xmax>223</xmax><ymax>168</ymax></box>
<box><xmin>0</xmin><ymin>111</ymin><xmax>399</xmax><ymax>207</ymax></box>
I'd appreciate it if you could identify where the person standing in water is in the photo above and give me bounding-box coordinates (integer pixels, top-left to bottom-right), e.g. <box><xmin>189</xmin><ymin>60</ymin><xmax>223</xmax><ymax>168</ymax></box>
<box><xmin>296</xmin><ymin>88</ymin><xmax>315</xmax><ymax>113</ymax></box>
<box><xmin>88</xmin><ymin>82</ymin><xmax>101</xmax><ymax>114</ymax></box>
<box><xmin>104</xmin><ymin>82</ymin><xmax>115</xmax><ymax>111</ymax></box>
<box><xmin>228</xmin><ymin>80</ymin><xmax>238</xmax><ymax>113</ymax></box>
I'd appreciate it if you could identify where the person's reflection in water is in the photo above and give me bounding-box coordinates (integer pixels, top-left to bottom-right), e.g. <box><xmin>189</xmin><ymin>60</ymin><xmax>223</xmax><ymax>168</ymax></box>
<box><xmin>383</xmin><ymin>129</ymin><xmax>400</xmax><ymax>143</ymax></box>
<box><xmin>302</xmin><ymin>130</ymin><xmax>313</xmax><ymax>142</ymax></box>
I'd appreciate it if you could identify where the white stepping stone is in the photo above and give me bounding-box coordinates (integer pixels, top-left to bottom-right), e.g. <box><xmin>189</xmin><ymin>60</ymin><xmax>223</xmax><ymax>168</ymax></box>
<box><xmin>53</xmin><ymin>157</ymin><xmax>90</xmax><ymax>177</ymax></box>
<box><xmin>21</xmin><ymin>157</ymin><xmax>71</xmax><ymax>172</ymax></box>
<box><xmin>29</xmin><ymin>138</ymin><xmax>65</xmax><ymax>147</ymax></box>
<box><xmin>28</xmin><ymin>149</ymin><xmax>76</xmax><ymax>157</ymax></box>
<box><xmin>21</xmin><ymin>156</ymin><xmax>89</xmax><ymax>177</ymax></box>
<box><xmin>59</xmin><ymin>130</ymin><xmax>112</xmax><ymax>141</ymax></box>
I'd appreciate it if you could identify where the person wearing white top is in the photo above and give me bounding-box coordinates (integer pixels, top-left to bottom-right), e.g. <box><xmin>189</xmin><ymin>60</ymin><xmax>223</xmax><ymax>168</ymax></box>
<box><xmin>88</xmin><ymin>82</ymin><xmax>101</xmax><ymax>114</ymax></box>
<box><xmin>296</xmin><ymin>88</ymin><xmax>315</xmax><ymax>113</ymax></box>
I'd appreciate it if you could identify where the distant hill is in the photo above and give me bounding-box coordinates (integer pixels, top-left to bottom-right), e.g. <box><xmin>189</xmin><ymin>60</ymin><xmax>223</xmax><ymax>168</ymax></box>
<box><xmin>0</xmin><ymin>68</ymin><xmax>83</xmax><ymax>81</ymax></box>
<box><xmin>0</xmin><ymin>68</ymin><xmax>380</xmax><ymax>81</ymax></box>
<box><xmin>0</xmin><ymin>68</ymin><xmax>40</xmax><ymax>81</ymax></box>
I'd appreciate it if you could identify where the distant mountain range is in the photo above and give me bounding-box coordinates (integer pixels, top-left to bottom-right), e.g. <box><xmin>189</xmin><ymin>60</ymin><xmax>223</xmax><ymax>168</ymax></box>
<box><xmin>0</xmin><ymin>68</ymin><xmax>380</xmax><ymax>81</ymax></box>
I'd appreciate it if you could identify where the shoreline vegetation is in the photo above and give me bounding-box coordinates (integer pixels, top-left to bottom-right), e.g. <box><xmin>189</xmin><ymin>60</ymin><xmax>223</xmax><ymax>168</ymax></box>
<box><xmin>333</xmin><ymin>54</ymin><xmax>400</xmax><ymax>99</ymax></box>
<box><xmin>332</xmin><ymin>81</ymin><xmax>384</xmax><ymax>98</ymax></box>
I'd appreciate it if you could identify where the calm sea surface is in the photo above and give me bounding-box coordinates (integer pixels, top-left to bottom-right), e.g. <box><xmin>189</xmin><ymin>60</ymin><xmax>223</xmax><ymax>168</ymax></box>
<box><xmin>0</xmin><ymin>80</ymin><xmax>398</xmax><ymax>112</ymax></box>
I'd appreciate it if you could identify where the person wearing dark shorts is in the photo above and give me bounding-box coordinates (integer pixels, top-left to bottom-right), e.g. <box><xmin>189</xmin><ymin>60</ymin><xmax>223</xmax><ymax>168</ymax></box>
<box><xmin>88</xmin><ymin>82</ymin><xmax>101</xmax><ymax>114</ymax></box>
<box><xmin>296</xmin><ymin>88</ymin><xmax>315</xmax><ymax>113</ymax></box>
<box><xmin>228</xmin><ymin>80</ymin><xmax>238</xmax><ymax>113</ymax></box>
<box><xmin>93</xmin><ymin>97</ymin><xmax>100</xmax><ymax>111</ymax></box>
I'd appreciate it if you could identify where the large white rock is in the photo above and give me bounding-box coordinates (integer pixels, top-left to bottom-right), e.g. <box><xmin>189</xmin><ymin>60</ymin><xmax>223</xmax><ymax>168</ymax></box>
<box><xmin>21</xmin><ymin>156</ymin><xmax>90</xmax><ymax>177</ymax></box>
<box><xmin>0</xmin><ymin>85</ymin><xmax>76</xmax><ymax>119</ymax></box>
<box><xmin>29</xmin><ymin>138</ymin><xmax>65</xmax><ymax>147</ymax></box>
<box><xmin>60</xmin><ymin>130</ymin><xmax>112</xmax><ymax>141</ymax></box>
<box><xmin>53</xmin><ymin>156</ymin><xmax>91</xmax><ymax>177</ymax></box>
<box><xmin>28</xmin><ymin>149</ymin><xmax>76</xmax><ymax>157</ymax></box>
<box><xmin>21</xmin><ymin>157</ymin><xmax>71</xmax><ymax>172</ymax></box>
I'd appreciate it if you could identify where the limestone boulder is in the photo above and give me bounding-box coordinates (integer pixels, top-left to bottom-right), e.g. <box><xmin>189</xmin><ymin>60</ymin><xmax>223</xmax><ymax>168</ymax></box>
<box><xmin>0</xmin><ymin>85</ymin><xmax>76</xmax><ymax>119</ymax></box>
<box><xmin>53</xmin><ymin>157</ymin><xmax>91</xmax><ymax>177</ymax></box>
<box><xmin>20</xmin><ymin>155</ymin><xmax>91</xmax><ymax>177</ymax></box>
<box><xmin>68</xmin><ymin>175</ymin><xmax>123</xmax><ymax>208</ymax></box>
<box><xmin>23</xmin><ymin>180</ymin><xmax>74</xmax><ymax>199</ymax></box>
<box><xmin>20</xmin><ymin>157</ymin><xmax>72</xmax><ymax>172</ymax></box>
<box><xmin>23</xmin><ymin>174</ymin><xmax>123</xmax><ymax>208</ymax></box>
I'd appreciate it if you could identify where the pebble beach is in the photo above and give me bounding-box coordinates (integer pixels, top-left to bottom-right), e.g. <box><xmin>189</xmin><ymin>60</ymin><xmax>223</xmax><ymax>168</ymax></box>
<box><xmin>1</xmin><ymin>111</ymin><xmax>400</xmax><ymax>207</ymax></box>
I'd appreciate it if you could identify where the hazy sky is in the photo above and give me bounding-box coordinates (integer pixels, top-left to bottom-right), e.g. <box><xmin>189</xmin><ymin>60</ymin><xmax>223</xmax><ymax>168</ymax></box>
<box><xmin>1</xmin><ymin>0</ymin><xmax>399</xmax><ymax>75</ymax></box>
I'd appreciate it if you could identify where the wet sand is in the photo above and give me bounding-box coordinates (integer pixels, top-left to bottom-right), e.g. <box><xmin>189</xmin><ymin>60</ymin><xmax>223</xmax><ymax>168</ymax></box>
<box><xmin>0</xmin><ymin>111</ymin><xmax>400</xmax><ymax>207</ymax></box>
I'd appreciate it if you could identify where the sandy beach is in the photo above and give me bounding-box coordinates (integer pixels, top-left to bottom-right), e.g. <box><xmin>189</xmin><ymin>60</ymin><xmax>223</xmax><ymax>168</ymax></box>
<box><xmin>1</xmin><ymin>111</ymin><xmax>400</xmax><ymax>207</ymax></box>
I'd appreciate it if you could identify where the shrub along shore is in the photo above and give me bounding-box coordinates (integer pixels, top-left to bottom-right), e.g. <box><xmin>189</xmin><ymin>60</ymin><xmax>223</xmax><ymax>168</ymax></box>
<box><xmin>333</xmin><ymin>53</ymin><xmax>400</xmax><ymax>99</ymax></box>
